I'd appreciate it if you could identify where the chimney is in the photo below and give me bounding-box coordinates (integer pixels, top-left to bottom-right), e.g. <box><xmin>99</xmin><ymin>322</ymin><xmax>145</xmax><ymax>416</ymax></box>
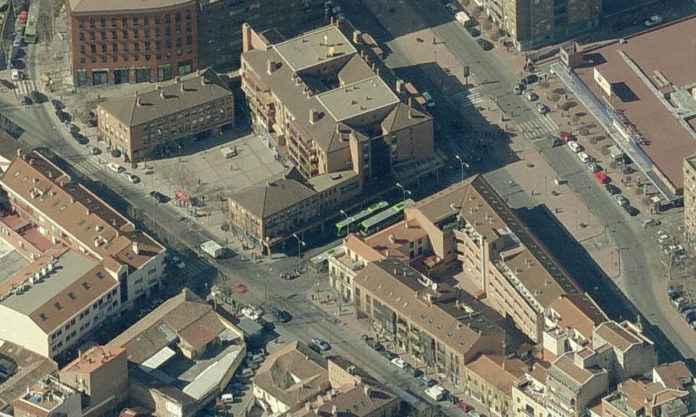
<box><xmin>396</xmin><ymin>79</ymin><xmax>404</xmax><ymax>93</ymax></box>
<box><xmin>352</xmin><ymin>30</ymin><xmax>362</xmax><ymax>44</ymax></box>
<box><xmin>309</xmin><ymin>108</ymin><xmax>320</xmax><ymax>125</ymax></box>
<box><xmin>132</xmin><ymin>241</ymin><xmax>140</xmax><ymax>255</ymax></box>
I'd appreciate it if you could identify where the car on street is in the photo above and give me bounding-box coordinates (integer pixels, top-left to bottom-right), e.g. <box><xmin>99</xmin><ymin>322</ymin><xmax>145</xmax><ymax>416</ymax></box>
<box><xmin>128</xmin><ymin>174</ymin><xmax>141</xmax><ymax>184</ymax></box>
<box><xmin>559</xmin><ymin>131</ymin><xmax>573</xmax><ymax>142</ymax></box>
<box><xmin>682</xmin><ymin>309</ymin><xmax>696</xmax><ymax>321</ymax></box>
<box><xmin>311</xmin><ymin>337</ymin><xmax>331</xmax><ymax>351</ymax></box>
<box><xmin>68</xmin><ymin>123</ymin><xmax>79</xmax><ymax>134</ymax></box>
<box><xmin>577</xmin><ymin>151</ymin><xmax>591</xmax><ymax>164</ymax></box>
<box><xmin>390</xmin><ymin>357</ymin><xmax>407</xmax><ymax>369</ymax></box>
<box><xmin>587</xmin><ymin>162</ymin><xmax>600</xmax><ymax>172</ymax></box>
<box><xmin>149</xmin><ymin>191</ymin><xmax>169</xmax><ymax>203</ymax></box>
<box><xmin>30</xmin><ymin>90</ymin><xmax>46</xmax><ymax>103</ymax></box>
<box><xmin>71</xmin><ymin>131</ymin><xmax>89</xmax><ymax>145</ymax></box>
<box><xmin>89</xmin><ymin>146</ymin><xmax>101</xmax><ymax>155</ymax></box>
<box><xmin>525</xmin><ymin>91</ymin><xmax>538</xmax><ymax>101</ymax></box>
<box><xmin>361</xmin><ymin>335</ymin><xmax>384</xmax><ymax>351</ymax></box>
<box><xmin>644</xmin><ymin>15</ymin><xmax>663</xmax><ymax>26</ymax></box>
<box><xmin>614</xmin><ymin>194</ymin><xmax>629</xmax><ymax>207</ymax></box>
<box><xmin>56</xmin><ymin>110</ymin><xmax>70</xmax><ymax>123</ymax></box>
<box><xmin>20</xmin><ymin>95</ymin><xmax>32</xmax><ymax>106</ymax></box>
<box><xmin>536</xmin><ymin>103</ymin><xmax>550</xmax><ymax>114</ymax></box>
<box><xmin>50</xmin><ymin>99</ymin><xmax>63</xmax><ymax>111</ymax></box>
<box><xmin>624</xmin><ymin>205</ymin><xmax>639</xmax><ymax>216</ymax></box>
<box><xmin>567</xmin><ymin>141</ymin><xmax>582</xmax><ymax>153</ymax></box>
<box><xmin>476</xmin><ymin>38</ymin><xmax>494</xmax><ymax>51</ymax></box>
<box><xmin>604</xmin><ymin>183</ymin><xmax>621</xmax><ymax>195</ymax></box>
<box><xmin>381</xmin><ymin>350</ymin><xmax>397</xmax><ymax>360</ymax></box>
<box><xmin>418</xmin><ymin>375</ymin><xmax>437</xmax><ymax>387</ymax></box>
<box><xmin>10</xmin><ymin>69</ymin><xmax>22</xmax><ymax>81</ymax></box>
<box><xmin>672</xmin><ymin>297</ymin><xmax>688</xmax><ymax>309</ymax></box>
<box><xmin>271</xmin><ymin>306</ymin><xmax>291</xmax><ymax>323</ymax></box>
<box><xmin>241</xmin><ymin>305</ymin><xmax>263</xmax><ymax>321</ymax></box>
<box><xmin>108</xmin><ymin>162</ymin><xmax>126</xmax><ymax>173</ymax></box>
<box><xmin>467</xmin><ymin>26</ymin><xmax>480</xmax><ymax>37</ymax></box>
<box><xmin>678</xmin><ymin>303</ymin><xmax>694</xmax><ymax>314</ymax></box>
<box><xmin>667</xmin><ymin>286</ymin><xmax>682</xmax><ymax>300</ymax></box>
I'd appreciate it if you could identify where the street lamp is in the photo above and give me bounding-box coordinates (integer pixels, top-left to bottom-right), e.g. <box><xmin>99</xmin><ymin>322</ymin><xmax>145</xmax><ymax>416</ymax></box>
<box><xmin>292</xmin><ymin>232</ymin><xmax>306</xmax><ymax>273</ymax></box>
<box><xmin>395</xmin><ymin>182</ymin><xmax>410</xmax><ymax>202</ymax></box>
<box><xmin>340</xmin><ymin>209</ymin><xmax>350</xmax><ymax>235</ymax></box>
<box><xmin>455</xmin><ymin>155</ymin><xmax>468</xmax><ymax>182</ymax></box>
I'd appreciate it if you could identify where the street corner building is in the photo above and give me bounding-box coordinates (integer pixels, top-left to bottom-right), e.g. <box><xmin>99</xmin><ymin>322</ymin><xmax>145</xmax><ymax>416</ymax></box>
<box><xmin>230</xmin><ymin>21</ymin><xmax>437</xmax><ymax>253</ymax></box>
<box><xmin>0</xmin><ymin>150</ymin><xmax>167</xmax><ymax>359</ymax></box>
<box><xmin>67</xmin><ymin>0</ymin><xmax>198</xmax><ymax>86</ymax></box>
<box><xmin>108</xmin><ymin>289</ymin><xmax>246</xmax><ymax>417</ymax></box>
<box><xmin>96</xmin><ymin>69</ymin><xmax>235</xmax><ymax>162</ymax></box>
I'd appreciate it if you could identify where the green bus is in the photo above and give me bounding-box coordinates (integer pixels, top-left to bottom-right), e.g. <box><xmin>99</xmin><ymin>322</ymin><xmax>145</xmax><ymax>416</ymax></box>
<box><xmin>336</xmin><ymin>201</ymin><xmax>388</xmax><ymax>236</ymax></box>
<box><xmin>359</xmin><ymin>199</ymin><xmax>414</xmax><ymax>236</ymax></box>
<box><xmin>23</xmin><ymin>1</ymin><xmax>38</xmax><ymax>43</ymax></box>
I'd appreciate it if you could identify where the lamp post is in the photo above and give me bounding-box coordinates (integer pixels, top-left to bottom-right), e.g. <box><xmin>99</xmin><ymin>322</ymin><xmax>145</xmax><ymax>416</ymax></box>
<box><xmin>292</xmin><ymin>232</ymin><xmax>306</xmax><ymax>273</ymax></box>
<box><xmin>395</xmin><ymin>182</ymin><xmax>410</xmax><ymax>202</ymax></box>
<box><xmin>455</xmin><ymin>155</ymin><xmax>469</xmax><ymax>182</ymax></box>
<box><xmin>340</xmin><ymin>209</ymin><xmax>350</xmax><ymax>235</ymax></box>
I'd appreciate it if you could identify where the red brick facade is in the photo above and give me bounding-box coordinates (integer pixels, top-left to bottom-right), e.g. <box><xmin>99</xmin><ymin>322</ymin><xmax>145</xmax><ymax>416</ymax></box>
<box><xmin>68</xmin><ymin>1</ymin><xmax>198</xmax><ymax>86</ymax></box>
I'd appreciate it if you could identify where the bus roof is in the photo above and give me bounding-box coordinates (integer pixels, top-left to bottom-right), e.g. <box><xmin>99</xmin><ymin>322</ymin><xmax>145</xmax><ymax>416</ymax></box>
<box><xmin>336</xmin><ymin>201</ymin><xmax>388</xmax><ymax>229</ymax></box>
<box><xmin>360</xmin><ymin>199</ymin><xmax>414</xmax><ymax>230</ymax></box>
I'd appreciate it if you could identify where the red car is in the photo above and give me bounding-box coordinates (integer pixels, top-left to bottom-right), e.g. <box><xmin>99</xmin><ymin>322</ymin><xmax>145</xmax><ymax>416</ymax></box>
<box><xmin>593</xmin><ymin>171</ymin><xmax>609</xmax><ymax>184</ymax></box>
<box><xmin>560</xmin><ymin>131</ymin><xmax>573</xmax><ymax>142</ymax></box>
<box><xmin>456</xmin><ymin>402</ymin><xmax>473</xmax><ymax>412</ymax></box>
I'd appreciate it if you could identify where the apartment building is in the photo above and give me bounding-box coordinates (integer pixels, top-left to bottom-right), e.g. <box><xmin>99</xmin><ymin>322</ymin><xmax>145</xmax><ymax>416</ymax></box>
<box><xmin>198</xmin><ymin>0</ymin><xmax>325</xmax><ymax>69</ymax></box>
<box><xmin>67</xmin><ymin>0</ymin><xmax>198</xmax><ymax>86</ymax></box>
<box><xmin>592</xmin><ymin>321</ymin><xmax>656</xmax><ymax>383</ymax></box>
<box><xmin>59</xmin><ymin>346</ymin><xmax>129</xmax><ymax>417</ymax></box>
<box><xmin>512</xmin><ymin>364</ymin><xmax>550</xmax><ymax>417</ymax></box>
<box><xmin>352</xmin><ymin>258</ymin><xmax>515</xmax><ymax>385</ymax></box>
<box><xmin>0</xmin><ymin>150</ymin><xmax>167</xmax><ymax>358</ymax></box>
<box><xmin>254</xmin><ymin>341</ymin><xmax>399</xmax><ymax>417</ymax></box>
<box><xmin>683</xmin><ymin>156</ymin><xmax>696</xmax><ymax>243</ymax></box>
<box><xmin>96</xmin><ymin>69</ymin><xmax>234</xmax><ymax>162</ymax></box>
<box><xmin>12</xmin><ymin>375</ymin><xmax>82</xmax><ymax>417</ymax></box>
<box><xmin>602</xmin><ymin>379</ymin><xmax>689</xmax><ymax>417</ymax></box>
<box><xmin>543</xmin><ymin>293</ymin><xmax>608</xmax><ymax>358</ymax></box>
<box><xmin>232</xmin><ymin>22</ymin><xmax>433</xmax><ymax>251</ymax></box>
<box><xmin>463</xmin><ymin>354</ymin><xmax>528</xmax><ymax>417</ymax></box>
<box><xmin>497</xmin><ymin>0</ymin><xmax>601</xmax><ymax>50</ymax></box>
<box><xmin>546</xmin><ymin>351</ymin><xmax>610</xmax><ymax>417</ymax></box>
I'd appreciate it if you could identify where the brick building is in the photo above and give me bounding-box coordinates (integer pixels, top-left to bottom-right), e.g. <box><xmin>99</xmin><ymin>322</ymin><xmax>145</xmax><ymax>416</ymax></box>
<box><xmin>96</xmin><ymin>69</ymin><xmax>234</xmax><ymax>162</ymax></box>
<box><xmin>67</xmin><ymin>0</ymin><xmax>198</xmax><ymax>86</ymax></box>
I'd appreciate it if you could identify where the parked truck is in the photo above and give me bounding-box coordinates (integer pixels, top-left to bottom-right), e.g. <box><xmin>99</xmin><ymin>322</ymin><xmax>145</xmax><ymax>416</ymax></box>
<box><xmin>200</xmin><ymin>240</ymin><xmax>224</xmax><ymax>258</ymax></box>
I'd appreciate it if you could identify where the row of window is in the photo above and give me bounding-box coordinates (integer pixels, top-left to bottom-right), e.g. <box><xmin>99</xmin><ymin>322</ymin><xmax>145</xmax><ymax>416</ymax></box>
<box><xmin>78</xmin><ymin>24</ymin><xmax>193</xmax><ymax>42</ymax></box>
<box><xmin>79</xmin><ymin>11</ymin><xmax>192</xmax><ymax>30</ymax></box>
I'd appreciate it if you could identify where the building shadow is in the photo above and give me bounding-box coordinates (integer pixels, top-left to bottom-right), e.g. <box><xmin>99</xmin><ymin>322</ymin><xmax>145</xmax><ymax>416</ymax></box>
<box><xmin>515</xmin><ymin>204</ymin><xmax>686</xmax><ymax>364</ymax></box>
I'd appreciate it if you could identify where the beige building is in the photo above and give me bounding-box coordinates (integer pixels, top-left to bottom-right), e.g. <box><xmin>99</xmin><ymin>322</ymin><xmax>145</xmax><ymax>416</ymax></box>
<box><xmin>546</xmin><ymin>351</ymin><xmax>610</xmax><ymax>417</ymax></box>
<box><xmin>254</xmin><ymin>341</ymin><xmax>399</xmax><ymax>417</ymax></box>
<box><xmin>653</xmin><ymin>362</ymin><xmax>696</xmax><ymax>411</ymax></box>
<box><xmin>498</xmin><ymin>0</ymin><xmax>602</xmax><ymax>50</ymax></box>
<box><xmin>352</xmin><ymin>258</ymin><xmax>518</xmax><ymax>385</ymax></box>
<box><xmin>592</xmin><ymin>321</ymin><xmax>656</xmax><ymax>383</ymax></box>
<box><xmin>59</xmin><ymin>346</ymin><xmax>129</xmax><ymax>417</ymax></box>
<box><xmin>0</xmin><ymin>151</ymin><xmax>166</xmax><ymax>359</ymax></box>
<box><xmin>12</xmin><ymin>376</ymin><xmax>82</xmax><ymax>417</ymax></box>
<box><xmin>233</xmin><ymin>21</ymin><xmax>435</xmax><ymax>251</ymax></box>
<box><xmin>543</xmin><ymin>293</ymin><xmax>608</xmax><ymax>358</ymax></box>
<box><xmin>684</xmin><ymin>156</ymin><xmax>696</xmax><ymax>243</ymax></box>
<box><xmin>109</xmin><ymin>289</ymin><xmax>246</xmax><ymax>417</ymax></box>
<box><xmin>464</xmin><ymin>354</ymin><xmax>528</xmax><ymax>417</ymax></box>
<box><xmin>97</xmin><ymin>69</ymin><xmax>234</xmax><ymax>162</ymax></box>
<box><xmin>512</xmin><ymin>364</ymin><xmax>551</xmax><ymax>417</ymax></box>
<box><xmin>602</xmin><ymin>379</ymin><xmax>689</xmax><ymax>417</ymax></box>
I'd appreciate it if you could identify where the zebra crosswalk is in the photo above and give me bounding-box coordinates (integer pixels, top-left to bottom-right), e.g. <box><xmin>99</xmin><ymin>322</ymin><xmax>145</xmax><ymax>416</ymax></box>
<box><xmin>14</xmin><ymin>79</ymin><xmax>37</xmax><ymax>99</ymax></box>
<box><xmin>65</xmin><ymin>154</ymin><xmax>104</xmax><ymax>176</ymax></box>
<box><xmin>515</xmin><ymin>115</ymin><xmax>559</xmax><ymax>142</ymax></box>
<box><xmin>451</xmin><ymin>88</ymin><xmax>488</xmax><ymax>111</ymax></box>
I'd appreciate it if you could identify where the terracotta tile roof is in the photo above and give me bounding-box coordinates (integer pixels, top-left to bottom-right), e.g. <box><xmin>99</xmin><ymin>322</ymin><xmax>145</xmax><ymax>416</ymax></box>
<box><xmin>593</xmin><ymin>321</ymin><xmax>644</xmax><ymax>352</ymax></box>
<box><xmin>467</xmin><ymin>354</ymin><xmax>527</xmax><ymax>395</ymax></box>
<box><xmin>552</xmin><ymin>352</ymin><xmax>605</xmax><ymax>385</ymax></box>
<box><xmin>354</xmin><ymin>259</ymin><xmax>505</xmax><ymax>358</ymax></box>
<box><xmin>60</xmin><ymin>345</ymin><xmax>126</xmax><ymax>374</ymax></box>
<box><xmin>0</xmin><ymin>151</ymin><xmax>164</xmax><ymax>272</ymax></box>
<box><xmin>229</xmin><ymin>176</ymin><xmax>316</xmax><ymax>220</ymax></box>
<box><xmin>344</xmin><ymin>234</ymin><xmax>385</xmax><ymax>263</ymax></box>
<box><xmin>618</xmin><ymin>379</ymin><xmax>688</xmax><ymax>411</ymax></box>
<box><xmin>364</xmin><ymin>220</ymin><xmax>427</xmax><ymax>261</ymax></box>
<box><xmin>549</xmin><ymin>294</ymin><xmax>607</xmax><ymax>340</ymax></box>
<box><xmin>653</xmin><ymin>361</ymin><xmax>693</xmax><ymax>390</ymax></box>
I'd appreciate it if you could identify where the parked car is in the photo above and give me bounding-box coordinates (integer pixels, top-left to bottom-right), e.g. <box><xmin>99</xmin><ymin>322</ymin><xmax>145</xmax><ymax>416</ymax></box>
<box><xmin>418</xmin><ymin>375</ymin><xmax>437</xmax><ymax>387</ymax></box>
<box><xmin>390</xmin><ymin>357</ymin><xmax>407</xmax><ymax>369</ymax></box>
<box><xmin>149</xmin><ymin>191</ymin><xmax>169</xmax><ymax>203</ymax></box>
<box><xmin>19</xmin><ymin>95</ymin><xmax>31</xmax><ymax>105</ymax></box>
<box><xmin>30</xmin><ymin>90</ymin><xmax>46</xmax><ymax>103</ymax></box>
<box><xmin>241</xmin><ymin>305</ymin><xmax>263</xmax><ymax>321</ymax></box>
<box><xmin>71</xmin><ymin>131</ymin><xmax>89</xmax><ymax>145</ymax></box>
<box><xmin>128</xmin><ymin>174</ymin><xmax>140</xmax><ymax>184</ymax></box>
<box><xmin>311</xmin><ymin>337</ymin><xmax>331</xmax><ymax>351</ymax></box>
<box><xmin>89</xmin><ymin>146</ymin><xmax>101</xmax><ymax>155</ymax></box>
<box><xmin>667</xmin><ymin>286</ymin><xmax>682</xmax><ymax>300</ymax></box>
<box><xmin>614</xmin><ymin>194</ymin><xmax>629</xmax><ymax>207</ymax></box>
<box><xmin>108</xmin><ymin>163</ymin><xmax>125</xmax><ymax>173</ymax></box>
<box><xmin>271</xmin><ymin>306</ymin><xmax>291</xmax><ymax>323</ymax></box>
<box><xmin>577</xmin><ymin>151</ymin><xmax>591</xmax><ymax>164</ymax></box>
<box><xmin>381</xmin><ymin>350</ymin><xmax>397</xmax><ymax>360</ymax></box>
<box><xmin>559</xmin><ymin>131</ymin><xmax>573</xmax><ymax>142</ymax></box>
<box><xmin>361</xmin><ymin>335</ymin><xmax>384</xmax><ymax>351</ymax></box>
<box><xmin>467</xmin><ymin>26</ymin><xmax>481</xmax><ymax>37</ymax></box>
<box><xmin>476</xmin><ymin>38</ymin><xmax>493</xmax><ymax>50</ymax></box>
<box><xmin>682</xmin><ymin>309</ymin><xmax>696</xmax><ymax>321</ymax></box>
<box><xmin>587</xmin><ymin>162</ymin><xmax>600</xmax><ymax>173</ymax></box>
<box><xmin>672</xmin><ymin>296</ymin><xmax>688</xmax><ymax>309</ymax></box>
<box><xmin>567</xmin><ymin>141</ymin><xmax>583</xmax><ymax>153</ymax></box>
<box><xmin>525</xmin><ymin>91</ymin><xmax>538</xmax><ymax>101</ymax></box>
<box><xmin>536</xmin><ymin>103</ymin><xmax>550</xmax><ymax>114</ymax></box>
<box><xmin>51</xmin><ymin>99</ymin><xmax>63</xmax><ymax>111</ymax></box>
<box><xmin>512</xmin><ymin>83</ymin><xmax>524</xmax><ymax>95</ymax></box>
<box><xmin>604</xmin><ymin>183</ymin><xmax>621</xmax><ymax>195</ymax></box>
<box><xmin>679</xmin><ymin>303</ymin><xmax>695</xmax><ymax>314</ymax></box>
<box><xmin>644</xmin><ymin>15</ymin><xmax>663</xmax><ymax>26</ymax></box>
<box><xmin>56</xmin><ymin>110</ymin><xmax>70</xmax><ymax>123</ymax></box>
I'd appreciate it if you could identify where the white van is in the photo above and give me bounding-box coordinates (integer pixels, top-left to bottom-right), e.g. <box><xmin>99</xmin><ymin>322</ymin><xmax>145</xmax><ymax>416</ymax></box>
<box><xmin>425</xmin><ymin>385</ymin><xmax>447</xmax><ymax>401</ymax></box>
<box><xmin>108</xmin><ymin>162</ymin><xmax>125</xmax><ymax>173</ymax></box>
<box><xmin>567</xmin><ymin>141</ymin><xmax>582</xmax><ymax>153</ymax></box>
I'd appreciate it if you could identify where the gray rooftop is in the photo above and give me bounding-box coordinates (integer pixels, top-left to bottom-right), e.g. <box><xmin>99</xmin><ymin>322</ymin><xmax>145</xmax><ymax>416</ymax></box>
<box><xmin>273</xmin><ymin>25</ymin><xmax>357</xmax><ymax>73</ymax></box>
<box><xmin>316</xmin><ymin>76</ymin><xmax>400</xmax><ymax>122</ymax></box>
<box><xmin>2</xmin><ymin>250</ymin><xmax>99</xmax><ymax>315</ymax></box>
<box><xmin>230</xmin><ymin>176</ymin><xmax>317</xmax><ymax>219</ymax></box>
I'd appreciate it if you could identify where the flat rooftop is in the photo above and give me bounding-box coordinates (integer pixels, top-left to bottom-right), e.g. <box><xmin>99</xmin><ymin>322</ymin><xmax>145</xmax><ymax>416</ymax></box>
<box><xmin>316</xmin><ymin>76</ymin><xmax>400</xmax><ymax>122</ymax></box>
<box><xmin>273</xmin><ymin>25</ymin><xmax>357</xmax><ymax>73</ymax></box>
<box><xmin>576</xmin><ymin>16</ymin><xmax>696</xmax><ymax>192</ymax></box>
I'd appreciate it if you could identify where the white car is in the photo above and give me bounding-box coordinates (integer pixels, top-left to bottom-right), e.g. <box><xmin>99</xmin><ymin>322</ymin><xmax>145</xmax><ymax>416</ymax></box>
<box><xmin>526</xmin><ymin>91</ymin><xmax>538</xmax><ymax>101</ymax></box>
<box><xmin>311</xmin><ymin>337</ymin><xmax>331</xmax><ymax>351</ymax></box>
<box><xmin>536</xmin><ymin>103</ymin><xmax>550</xmax><ymax>114</ymax></box>
<box><xmin>241</xmin><ymin>306</ymin><xmax>263</xmax><ymax>321</ymax></box>
<box><xmin>108</xmin><ymin>162</ymin><xmax>125</xmax><ymax>173</ymax></box>
<box><xmin>644</xmin><ymin>15</ymin><xmax>662</xmax><ymax>27</ymax></box>
<box><xmin>567</xmin><ymin>141</ymin><xmax>583</xmax><ymax>153</ymax></box>
<box><xmin>577</xmin><ymin>151</ymin><xmax>591</xmax><ymax>164</ymax></box>
<box><xmin>391</xmin><ymin>357</ymin><xmax>407</xmax><ymax>369</ymax></box>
